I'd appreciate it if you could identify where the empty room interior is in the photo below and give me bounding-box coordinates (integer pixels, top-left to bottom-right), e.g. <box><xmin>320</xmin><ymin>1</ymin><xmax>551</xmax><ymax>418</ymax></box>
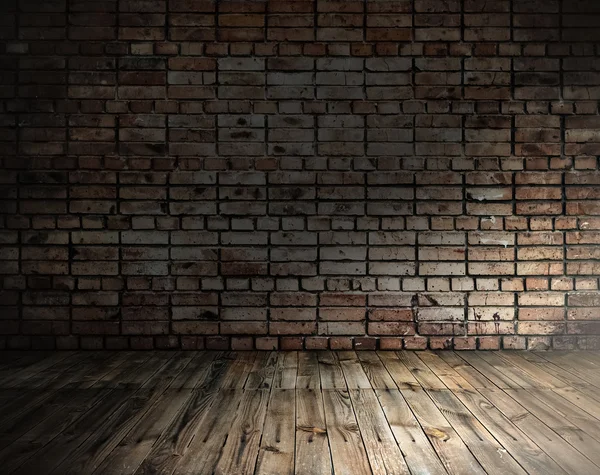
<box><xmin>1</xmin><ymin>0</ymin><xmax>600</xmax><ymax>474</ymax></box>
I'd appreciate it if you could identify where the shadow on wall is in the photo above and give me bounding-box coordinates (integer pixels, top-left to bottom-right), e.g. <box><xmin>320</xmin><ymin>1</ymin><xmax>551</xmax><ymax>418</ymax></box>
<box><xmin>0</xmin><ymin>0</ymin><xmax>599</xmax><ymax>351</ymax></box>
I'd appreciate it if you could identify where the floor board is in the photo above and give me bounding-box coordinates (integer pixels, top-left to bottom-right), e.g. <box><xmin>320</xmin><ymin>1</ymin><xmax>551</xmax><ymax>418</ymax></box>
<box><xmin>0</xmin><ymin>350</ymin><xmax>598</xmax><ymax>475</ymax></box>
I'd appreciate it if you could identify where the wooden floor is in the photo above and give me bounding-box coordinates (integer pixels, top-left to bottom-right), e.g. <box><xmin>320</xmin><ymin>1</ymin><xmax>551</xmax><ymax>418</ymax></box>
<box><xmin>0</xmin><ymin>352</ymin><xmax>600</xmax><ymax>475</ymax></box>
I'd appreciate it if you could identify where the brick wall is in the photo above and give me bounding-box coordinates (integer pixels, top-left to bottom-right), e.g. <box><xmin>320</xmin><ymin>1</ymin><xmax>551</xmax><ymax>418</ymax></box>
<box><xmin>1</xmin><ymin>0</ymin><xmax>600</xmax><ymax>351</ymax></box>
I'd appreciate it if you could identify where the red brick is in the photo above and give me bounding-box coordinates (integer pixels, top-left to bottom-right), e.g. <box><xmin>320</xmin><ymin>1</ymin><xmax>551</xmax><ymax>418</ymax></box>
<box><xmin>256</xmin><ymin>337</ymin><xmax>278</xmax><ymax>350</ymax></box>
<box><xmin>329</xmin><ymin>337</ymin><xmax>352</xmax><ymax>350</ymax></box>
<box><xmin>280</xmin><ymin>337</ymin><xmax>303</xmax><ymax>350</ymax></box>
<box><xmin>354</xmin><ymin>337</ymin><xmax>378</xmax><ymax>350</ymax></box>
<box><xmin>454</xmin><ymin>337</ymin><xmax>477</xmax><ymax>350</ymax></box>
<box><xmin>305</xmin><ymin>337</ymin><xmax>329</xmax><ymax>350</ymax></box>
<box><xmin>478</xmin><ymin>336</ymin><xmax>500</xmax><ymax>350</ymax></box>
<box><xmin>379</xmin><ymin>338</ymin><xmax>404</xmax><ymax>350</ymax></box>
<box><xmin>404</xmin><ymin>337</ymin><xmax>428</xmax><ymax>350</ymax></box>
<box><xmin>4</xmin><ymin>1</ymin><xmax>600</xmax><ymax>351</ymax></box>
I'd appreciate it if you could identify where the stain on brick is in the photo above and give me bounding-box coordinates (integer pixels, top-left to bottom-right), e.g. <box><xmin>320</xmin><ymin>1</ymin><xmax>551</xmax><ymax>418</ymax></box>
<box><xmin>1</xmin><ymin>0</ymin><xmax>600</xmax><ymax>350</ymax></box>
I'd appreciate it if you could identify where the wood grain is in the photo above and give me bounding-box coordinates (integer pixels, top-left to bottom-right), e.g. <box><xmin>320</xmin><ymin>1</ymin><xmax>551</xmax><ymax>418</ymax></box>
<box><xmin>348</xmin><ymin>389</ymin><xmax>410</xmax><ymax>475</ymax></box>
<box><xmin>295</xmin><ymin>389</ymin><xmax>332</xmax><ymax>475</ymax></box>
<box><xmin>322</xmin><ymin>389</ymin><xmax>372</xmax><ymax>475</ymax></box>
<box><xmin>0</xmin><ymin>350</ymin><xmax>598</xmax><ymax>475</ymax></box>
<box><xmin>213</xmin><ymin>389</ymin><xmax>269</xmax><ymax>475</ymax></box>
<box><xmin>255</xmin><ymin>389</ymin><xmax>295</xmax><ymax>475</ymax></box>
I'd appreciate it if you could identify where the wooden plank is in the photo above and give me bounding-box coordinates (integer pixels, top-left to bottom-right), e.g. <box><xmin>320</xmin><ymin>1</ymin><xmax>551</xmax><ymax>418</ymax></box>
<box><xmin>90</xmin><ymin>388</ymin><xmax>192</xmax><ymax>475</ymax></box>
<box><xmin>548</xmin><ymin>351</ymin><xmax>600</xmax><ymax>371</ymax></box>
<box><xmin>47</xmin><ymin>354</ymin><xmax>182</xmax><ymax>475</ymax></box>
<box><xmin>4</xmin><ymin>349</ymin><xmax>600</xmax><ymax>475</ymax></box>
<box><xmin>195</xmin><ymin>351</ymin><xmax>237</xmax><ymax>392</ymax></box>
<box><xmin>322</xmin><ymin>389</ymin><xmax>372</xmax><ymax>475</ymax></box>
<box><xmin>495</xmin><ymin>352</ymin><xmax>568</xmax><ymax>388</ymax></box>
<box><xmin>396</xmin><ymin>351</ymin><xmax>446</xmax><ymax>390</ymax></box>
<box><xmin>295</xmin><ymin>389</ymin><xmax>332</xmax><ymax>475</ymax></box>
<box><xmin>419</xmin><ymin>352</ymin><xmax>567</xmax><ymax>475</ymax></box>
<box><xmin>43</xmin><ymin>353</ymin><xmax>191</xmax><ymax>475</ymax></box>
<box><xmin>67</xmin><ymin>352</ymin><xmax>126</xmax><ymax>389</ymax></box>
<box><xmin>18</xmin><ymin>353</ymin><xmax>88</xmax><ymax>390</ymax></box>
<box><xmin>526</xmin><ymin>389</ymin><xmax>600</xmax><ymax>442</ymax></box>
<box><xmin>519</xmin><ymin>351</ymin><xmax>558</xmax><ymax>364</ymax></box>
<box><xmin>8</xmin><ymin>353</ymin><xmax>114</xmax><ymax>432</ymax></box>
<box><xmin>91</xmin><ymin>353</ymin><xmax>153</xmax><ymax>389</ymax></box>
<box><xmin>0</xmin><ymin>352</ymin><xmax>29</xmax><ymax>370</ymax></box>
<box><xmin>318</xmin><ymin>351</ymin><xmax>346</xmax><ymax>390</ymax></box>
<box><xmin>375</xmin><ymin>388</ymin><xmax>448</xmax><ymax>475</ymax></box>
<box><xmin>570</xmin><ymin>384</ymin><xmax>600</xmax><ymax>404</ymax></box>
<box><xmin>0</xmin><ymin>382</ymin><xmax>64</xmax><ymax>431</ymax></box>
<box><xmin>0</xmin><ymin>389</ymin><xmax>23</xmax><ymax>412</ymax></box>
<box><xmin>296</xmin><ymin>352</ymin><xmax>320</xmax><ymax>389</ymax></box>
<box><xmin>47</xmin><ymin>352</ymin><xmax>116</xmax><ymax>389</ymax></box>
<box><xmin>475</xmin><ymin>352</ymin><xmax>536</xmax><ymax>388</ymax></box>
<box><xmin>505</xmin><ymin>388</ymin><xmax>600</xmax><ymax>468</ymax></box>
<box><xmin>536</xmin><ymin>352</ymin><xmax>600</xmax><ymax>389</ymax></box>
<box><xmin>5</xmin><ymin>358</ymin><xmax>164</xmax><ymax>470</ymax></box>
<box><xmin>356</xmin><ymin>351</ymin><xmax>396</xmax><ymax>389</ymax></box>
<box><xmin>0</xmin><ymin>388</ymin><xmax>112</xmax><ymax>474</ymax></box>
<box><xmin>213</xmin><ymin>389</ymin><xmax>270</xmax><ymax>475</ymax></box>
<box><xmin>133</xmin><ymin>388</ymin><xmax>218</xmax><ymax>475</ymax></box>
<box><xmin>255</xmin><ymin>389</ymin><xmax>295</xmax><ymax>475</ymax></box>
<box><xmin>573</xmin><ymin>352</ymin><xmax>600</xmax><ymax>368</ymax></box>
<box><xmin>130</xmin><ymin>355</ymin><xmax>235</xmax><ymax>474</ymax></box>
<box><xmin>458</xmin><ymin>352</ymin><xmax>522</xmax><ymax>389</ymax></box>
<box><xmin>416</xmin><ymin>351</ymin><xmax>474</xmax><ymax>391</ymax></box>
<box><xmin>481</xmin><ymin>387</ymin><xmax>600</xmax><ymax>475</ymax></box>
<box><xmin>338</xmin><ymin>351</ymin><xmax>371</xmax><ymax>389</ymax></box>
<box><xmin>169</xmin><ymin>351</ymin><xmax>215</xmax><ymax>389</ymax></box>
<box><xmin>377</xmin><ymin>351</ymin><xmax>419</xmax><ymax>389</ymax></box>
<box><xmin>0</xmin><ymin>388</ymin><xmax>79</xmax><ymax>449</ymax></box>
<box><xmin>553</xmin><ymin>387</ymin><xmax>600</xmax><ymax>420</ymax></box>
<box><xmin>348</xmin><ymin>389</ymin><xmax>410</xmax><ymax>475</ymax></box>
<box><xmin>118</xmin><ymin>352</ymin><xmax>176</xmax><ymax>389</ymax></box>
<box><xmin>53</xmin><ymin>390</ymin><xmax>156</xmax><ymax>475</ymax></box>
<box><xmin>139</xmin><ymin>353</ymin><xmax>189</xmax><ymax>390</ymax></box>
<box><xmin>12</xmin><ymin>389</ymin><xmax>134</xmax><ymax>475</ymax></box>
<box><xmin>401</xmin><ymin>386</ymin><xmax>486</xmax><ymax>475</ymax></box>
<box><xmin>534</xmin><ymin>351</ymin><xmax>597</xmax><ymax>372</ymax></box>
<box><xmin>0</xmin><ymin>353</ymin><xmax>120</xmax><ymax>440</ymax></box>
<box><xmin>139</xmin><ymin>352</ymin><xmax>191</xmax><ymax>390</ymax></box>
<box><xmin>0</xmin><ymin>352</ymin><xmax>76</xmax><ymax>389</ymax></box>
<box><xmin>581</xmin><ymin>351</ymin><xmax>600</xmax><ymax>366</ymax></box>
<box><xmin>218</xmin><ymin>351</ymin><xmax>257</xmax><ymax>389</ymax></box>
<box><xmin>245</xmin><ymin>351</ymin><xmax>277</xmax><ymax>390</ymax></box>
<box><xmin>452</xmin><ymin>388</ymin><xmax>566</xmax><ymax>475</ymax></box>
<box><xmin>0</xmin><ymin>353</ymin><xmax>113</xmax><ymax>421</ymax></box>
<box><xmin>169</xmin><ymin>389</ymin><xmax>244</xmax><ymax>475</ymax></box>
<box><xmin>517</xmin><ymin>351</ymin><xmax>592</xmax><ymax>388</ymax></box>
<box><xmin>273</xmin><ymin>351</ymin><xmax>298</xmax><ymax>389</ymax></box>
<box><xmin>437</xmin><ymin>351</ymin><xmax>496</xmax><ymax>389</ymax></box>
<box><xmin>136</xmin><ymin>354</ymin><xmax>190</xmax><ymax>392</ymax></box>
<box><xmin>0</xmin><ymin>352</ymin><xmax>56</xmax><ymax>387</ymax></box>
<box><xmin>427</xmin><ymin>389</ymin><xmax>527</xmax><ymax>475</ymax></box>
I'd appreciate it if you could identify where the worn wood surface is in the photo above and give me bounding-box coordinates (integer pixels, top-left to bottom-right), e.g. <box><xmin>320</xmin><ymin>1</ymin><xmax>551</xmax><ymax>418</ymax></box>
<box><xmin>0</xmin><ymin>350</ymin><xmax>599</xmax><ymax>475</ymax></box>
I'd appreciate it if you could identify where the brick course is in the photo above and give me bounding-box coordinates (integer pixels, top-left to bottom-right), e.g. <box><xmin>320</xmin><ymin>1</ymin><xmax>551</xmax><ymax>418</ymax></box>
<box><xmin>1</xmin><ymin>0</ymin><xmax>600</xmax><ymax>350</ymax></box>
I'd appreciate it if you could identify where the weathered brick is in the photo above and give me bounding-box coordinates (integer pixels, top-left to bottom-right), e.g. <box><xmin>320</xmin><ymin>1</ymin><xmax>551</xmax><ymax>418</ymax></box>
<box><xmin>3</xmin><ymin>0</ymin><xmax>600</xmax><ymax>349</ymax></box>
